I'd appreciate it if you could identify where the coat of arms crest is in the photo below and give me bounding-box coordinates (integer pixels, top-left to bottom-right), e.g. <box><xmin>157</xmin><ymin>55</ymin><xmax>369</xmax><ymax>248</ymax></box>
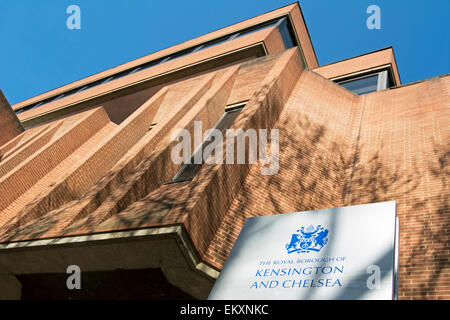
<box><xmin>286</xmin><ymin>224</ymin><xmax>329</xmax><ymax>254</ymax></box>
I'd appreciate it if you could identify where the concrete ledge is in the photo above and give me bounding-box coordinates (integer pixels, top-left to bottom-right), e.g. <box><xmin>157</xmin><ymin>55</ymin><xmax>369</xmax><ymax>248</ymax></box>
<box><xmin>0</xmin><ymin>225</ymin><xmax>218</xmax><ymax>299</ymax></box>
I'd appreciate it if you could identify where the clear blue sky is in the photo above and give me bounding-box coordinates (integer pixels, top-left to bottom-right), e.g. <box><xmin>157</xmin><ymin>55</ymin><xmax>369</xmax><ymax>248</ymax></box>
<box><xmin>0</xmin><ymin>0</ymin><xmax>449</xmax><ymax>105</ymax></box>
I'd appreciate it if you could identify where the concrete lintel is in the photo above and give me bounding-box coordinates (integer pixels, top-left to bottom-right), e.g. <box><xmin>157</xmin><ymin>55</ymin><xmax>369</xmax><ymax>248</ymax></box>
<box><xmin>0</xmin><ymin>225</ymin><xmax>220</xmax><ymax>299</ymax></box>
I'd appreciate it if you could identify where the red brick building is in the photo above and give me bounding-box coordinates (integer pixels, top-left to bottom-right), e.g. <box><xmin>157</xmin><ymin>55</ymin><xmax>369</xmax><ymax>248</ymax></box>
<box><xmin>0</xmin><ymin>3</ymin><xmax>448</xmax><ymax>300</ymax></box>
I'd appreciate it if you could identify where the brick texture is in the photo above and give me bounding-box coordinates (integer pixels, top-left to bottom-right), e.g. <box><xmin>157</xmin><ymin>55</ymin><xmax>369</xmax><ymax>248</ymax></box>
<box><xmin>313</xmin><ymin>47</ymin><xmax>401</xmax><ymax>86</ymax></box>
<box><xmin>0</xmin><ymin>6</ymin><xmax>448</xmax><ymax>301</ymax></box>
<box><xmin>0</xmin><ymin>89</ymin><xmax>24</xmax><ymax>147</ymax></box>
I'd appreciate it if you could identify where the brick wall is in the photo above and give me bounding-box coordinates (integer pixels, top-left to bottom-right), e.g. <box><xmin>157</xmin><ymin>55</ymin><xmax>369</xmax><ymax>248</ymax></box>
<box><xmin>0</xmin><ymin>89</ymin><xmax>24</xmax><ymax>148</ymax></box>
<box><xmin>205</xmin><ymin>72</ymin><xmax>449</xmax><ymax>300</ymax></box>
<box><xmin>349</xmin><ymin>76</ymin><xmax>450</xmax><ymax>299</ymax></box>
<box><xmin>0</xmin><ymin>48</ymin><xmax>448</xmax><ymax>300</ymax></box>
<box><xmin>205</xmin><ymin>70</ymin><xmax>361</xmax><ymax>267</ymax></box>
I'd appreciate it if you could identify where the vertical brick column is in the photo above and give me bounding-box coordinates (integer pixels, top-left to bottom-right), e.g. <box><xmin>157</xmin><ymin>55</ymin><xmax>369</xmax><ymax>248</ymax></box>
<box><xmin>0</xmin><ymin>90</ymin><xmax>24</xmax><ymax>148</ymax></box>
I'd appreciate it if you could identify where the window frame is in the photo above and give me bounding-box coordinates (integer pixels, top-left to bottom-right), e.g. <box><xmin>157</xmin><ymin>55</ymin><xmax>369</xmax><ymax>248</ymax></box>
<box><xmin>334</xmin><ymin>69</ymin><xmax>391</xmax><ymax>95</ymax></box>
<box><xmin>168</xmin><ymin>103</ymin><xmax>246</xmax><ymax>184</ymax></box>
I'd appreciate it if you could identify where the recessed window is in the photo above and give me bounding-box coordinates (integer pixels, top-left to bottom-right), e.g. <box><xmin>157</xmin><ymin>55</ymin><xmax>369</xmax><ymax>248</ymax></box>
<box><xmin>235</xmin><ymin>19</ymin><xmax>279</xmax><ymax>40</ymax></box>
<box><xmin>276</xmin><ymin>17</ymin><xmax>295</xmax><ymax>49</ymax></box>
<box><xmin>15</xmin><ymin>15</ymin><xmax>299</xmax><ymax>115</ymax></box>
<box><xmin>52</xmin><ymin>93</ymin><xmax>66</xmax><ymax>102</ymax></box>
<box><xmin>169</xmin><ymin>105</ymin><xmax>244</xmax><ymax>183</ymax></box>
<box><xmin>335</xmin><ymin>70</ymin><xmax>389</xmax><ymax>95</ymax></box>
<box><xmin>33</xmin><ymin>101</ymin><xmax>44</xmax><ymax>108</ymax></box>
<box><xmin>129</xmin><ymin>67</ymin><xmax>142</xmax><ymax>74</ymax></box>
<box><xmin>76</xmin><ymin>85</ymin><xmax>89</xmax><ymax>93</ymax></box>
<box><xmin>139</xmin><ymin>59</ymin><xmax>164</xmax><ymax>71</ymax></box>
<box><xmin>101</xmin><ymin>76</ymin><xmax>115</xmax><ymax>84</ymax></box>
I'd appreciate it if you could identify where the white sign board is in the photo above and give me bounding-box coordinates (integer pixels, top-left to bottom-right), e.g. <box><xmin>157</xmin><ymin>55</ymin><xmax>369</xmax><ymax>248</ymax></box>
<box><xmin>208</xmin><ymin>201</ymin><xmax>398</xmax><ymax>300</ymax></box>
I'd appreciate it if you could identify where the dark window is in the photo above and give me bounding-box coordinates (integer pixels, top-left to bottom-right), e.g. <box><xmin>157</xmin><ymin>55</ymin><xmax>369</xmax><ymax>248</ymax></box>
<box><xmin>170</xmin><ymin>106</ymin><xmax>244</xmax><ymax>183</ymax></box>
<box><xmin>31</xmin><ymin>101</ymin><xmax>44</xmax><ymax>109</ymax></box>
<box><xmin>51</xmin><ymin>93</ymin><xmax>65</xmax><ymax>102</ymax></box>
<box><xmin>198</xmin><ymin>34</ymin><xmax>233</xmax><ymax>51</ymax></box>
<box><xmin>191</xmin><ymin>44</ymin><xmax>204</xmax><ymax>53</ymax></box>
<box><xmin>235</xmin><ymin>19</ymin><xmax>279</xmax><ymax>40</ymax></box>
<box><xmin>129</xmin><ymin>66</ymin><xmax>142</xmax><ymax>74</ymax></box>
<box><xmin>76</xmin><ymin>85</ymin><xmax>89</xmax><ymax>93</ymax></box>
<box><xmin>15</xmin><ymin>16</ymin><xmax>299</xmax><ymax>115</ymax></box>
<box><xmin>101</xmin><ymin>76</ymin><xmax>115</xmax><ymax>84</ymax></box>
<box><xmin>228</xmin><ymin>33</ymin><xmax>240</xmax><ymax>41</ymax></box>
<box><xmin>15</xmin><ymin>99</ymin><xmax>49</xmax><ymax>114</ymax></box>
<box><xmin>276</xmin><ymin>17</ymin><xmax>295</xmax><ymax>49</ymax></box>
<box><xmin>140</xmin><ymin>58</ymin><xmax>165</xmax><ymax>70</ymax></box>
<box><xmin>336</xmin><ymin>70</ymin><xmax>389</xmax><ymax>95</ymax></box>
<box><xmin>339</xmin><ymin>74</ymin><xmax>378</xmax><ymax>95</ymax></box>
<box><xmin>109</xmin><ymin>69</ymin><xmax>135</xmax><ymax>80</ymax></box>
<box><xmin>165</xmin><ymin>47</ymin><xmax>196</xmax><ymax>62</ymax></box>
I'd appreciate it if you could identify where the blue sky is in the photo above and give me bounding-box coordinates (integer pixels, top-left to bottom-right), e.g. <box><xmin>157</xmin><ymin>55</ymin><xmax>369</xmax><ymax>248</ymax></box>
<box><xmin>0</xmin><ymin>0</ymin><xmax>449</xmax><ymax>105</ymax></box>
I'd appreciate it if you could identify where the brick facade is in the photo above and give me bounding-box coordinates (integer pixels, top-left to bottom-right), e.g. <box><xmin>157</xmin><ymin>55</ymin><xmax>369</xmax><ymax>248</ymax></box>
<box><xmin>0</xmin><ymin>90</ymin><xmax>23</xmax><ymax>147</ymax></box>
<box><xmin>0</xmin><ymin>3</ymin><xmax>448</xmax><ymax>300</ymax></box>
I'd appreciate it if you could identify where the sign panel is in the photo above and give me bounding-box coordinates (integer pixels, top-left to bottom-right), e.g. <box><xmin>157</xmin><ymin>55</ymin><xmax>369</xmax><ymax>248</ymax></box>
<box><xmin>208</xmin><ymin>201</ymin><xmax>398</xmax><ymax>300</ymax></box>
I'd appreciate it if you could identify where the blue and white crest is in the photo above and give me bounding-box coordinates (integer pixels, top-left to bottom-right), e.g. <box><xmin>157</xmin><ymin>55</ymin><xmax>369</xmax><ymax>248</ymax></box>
<box><xmin>286</xmin><ymin>225</ymin><xmax>329</xmax><ymax>254</ymax></box>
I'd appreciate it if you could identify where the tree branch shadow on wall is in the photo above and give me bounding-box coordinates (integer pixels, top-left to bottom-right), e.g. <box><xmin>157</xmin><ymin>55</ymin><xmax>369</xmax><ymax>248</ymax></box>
<box><xmin>0</xmin><ymin>164</ymin><xmax>199</xmax><ymax>242</ymax></box>
<box><xmin>215</xmin><ymin>113</ymin><xmax>449</xmax><ymax>299</ymax></box>
<box><xmin>402</xmin><ymin>140</ymin><xmax>449</xmax><ymax>298</ymax></box>
<box><xmin>0</xmin><ymin>104</ymin><xmax>448</xmax><ymax>300</ymax></box>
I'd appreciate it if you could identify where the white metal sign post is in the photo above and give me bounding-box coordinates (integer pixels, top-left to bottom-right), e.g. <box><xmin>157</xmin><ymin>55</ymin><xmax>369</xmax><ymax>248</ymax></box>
<box><xmin>208</xmin><ymin>201</ymin><xmax>398</xmax><ymax>300</ymax></box>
